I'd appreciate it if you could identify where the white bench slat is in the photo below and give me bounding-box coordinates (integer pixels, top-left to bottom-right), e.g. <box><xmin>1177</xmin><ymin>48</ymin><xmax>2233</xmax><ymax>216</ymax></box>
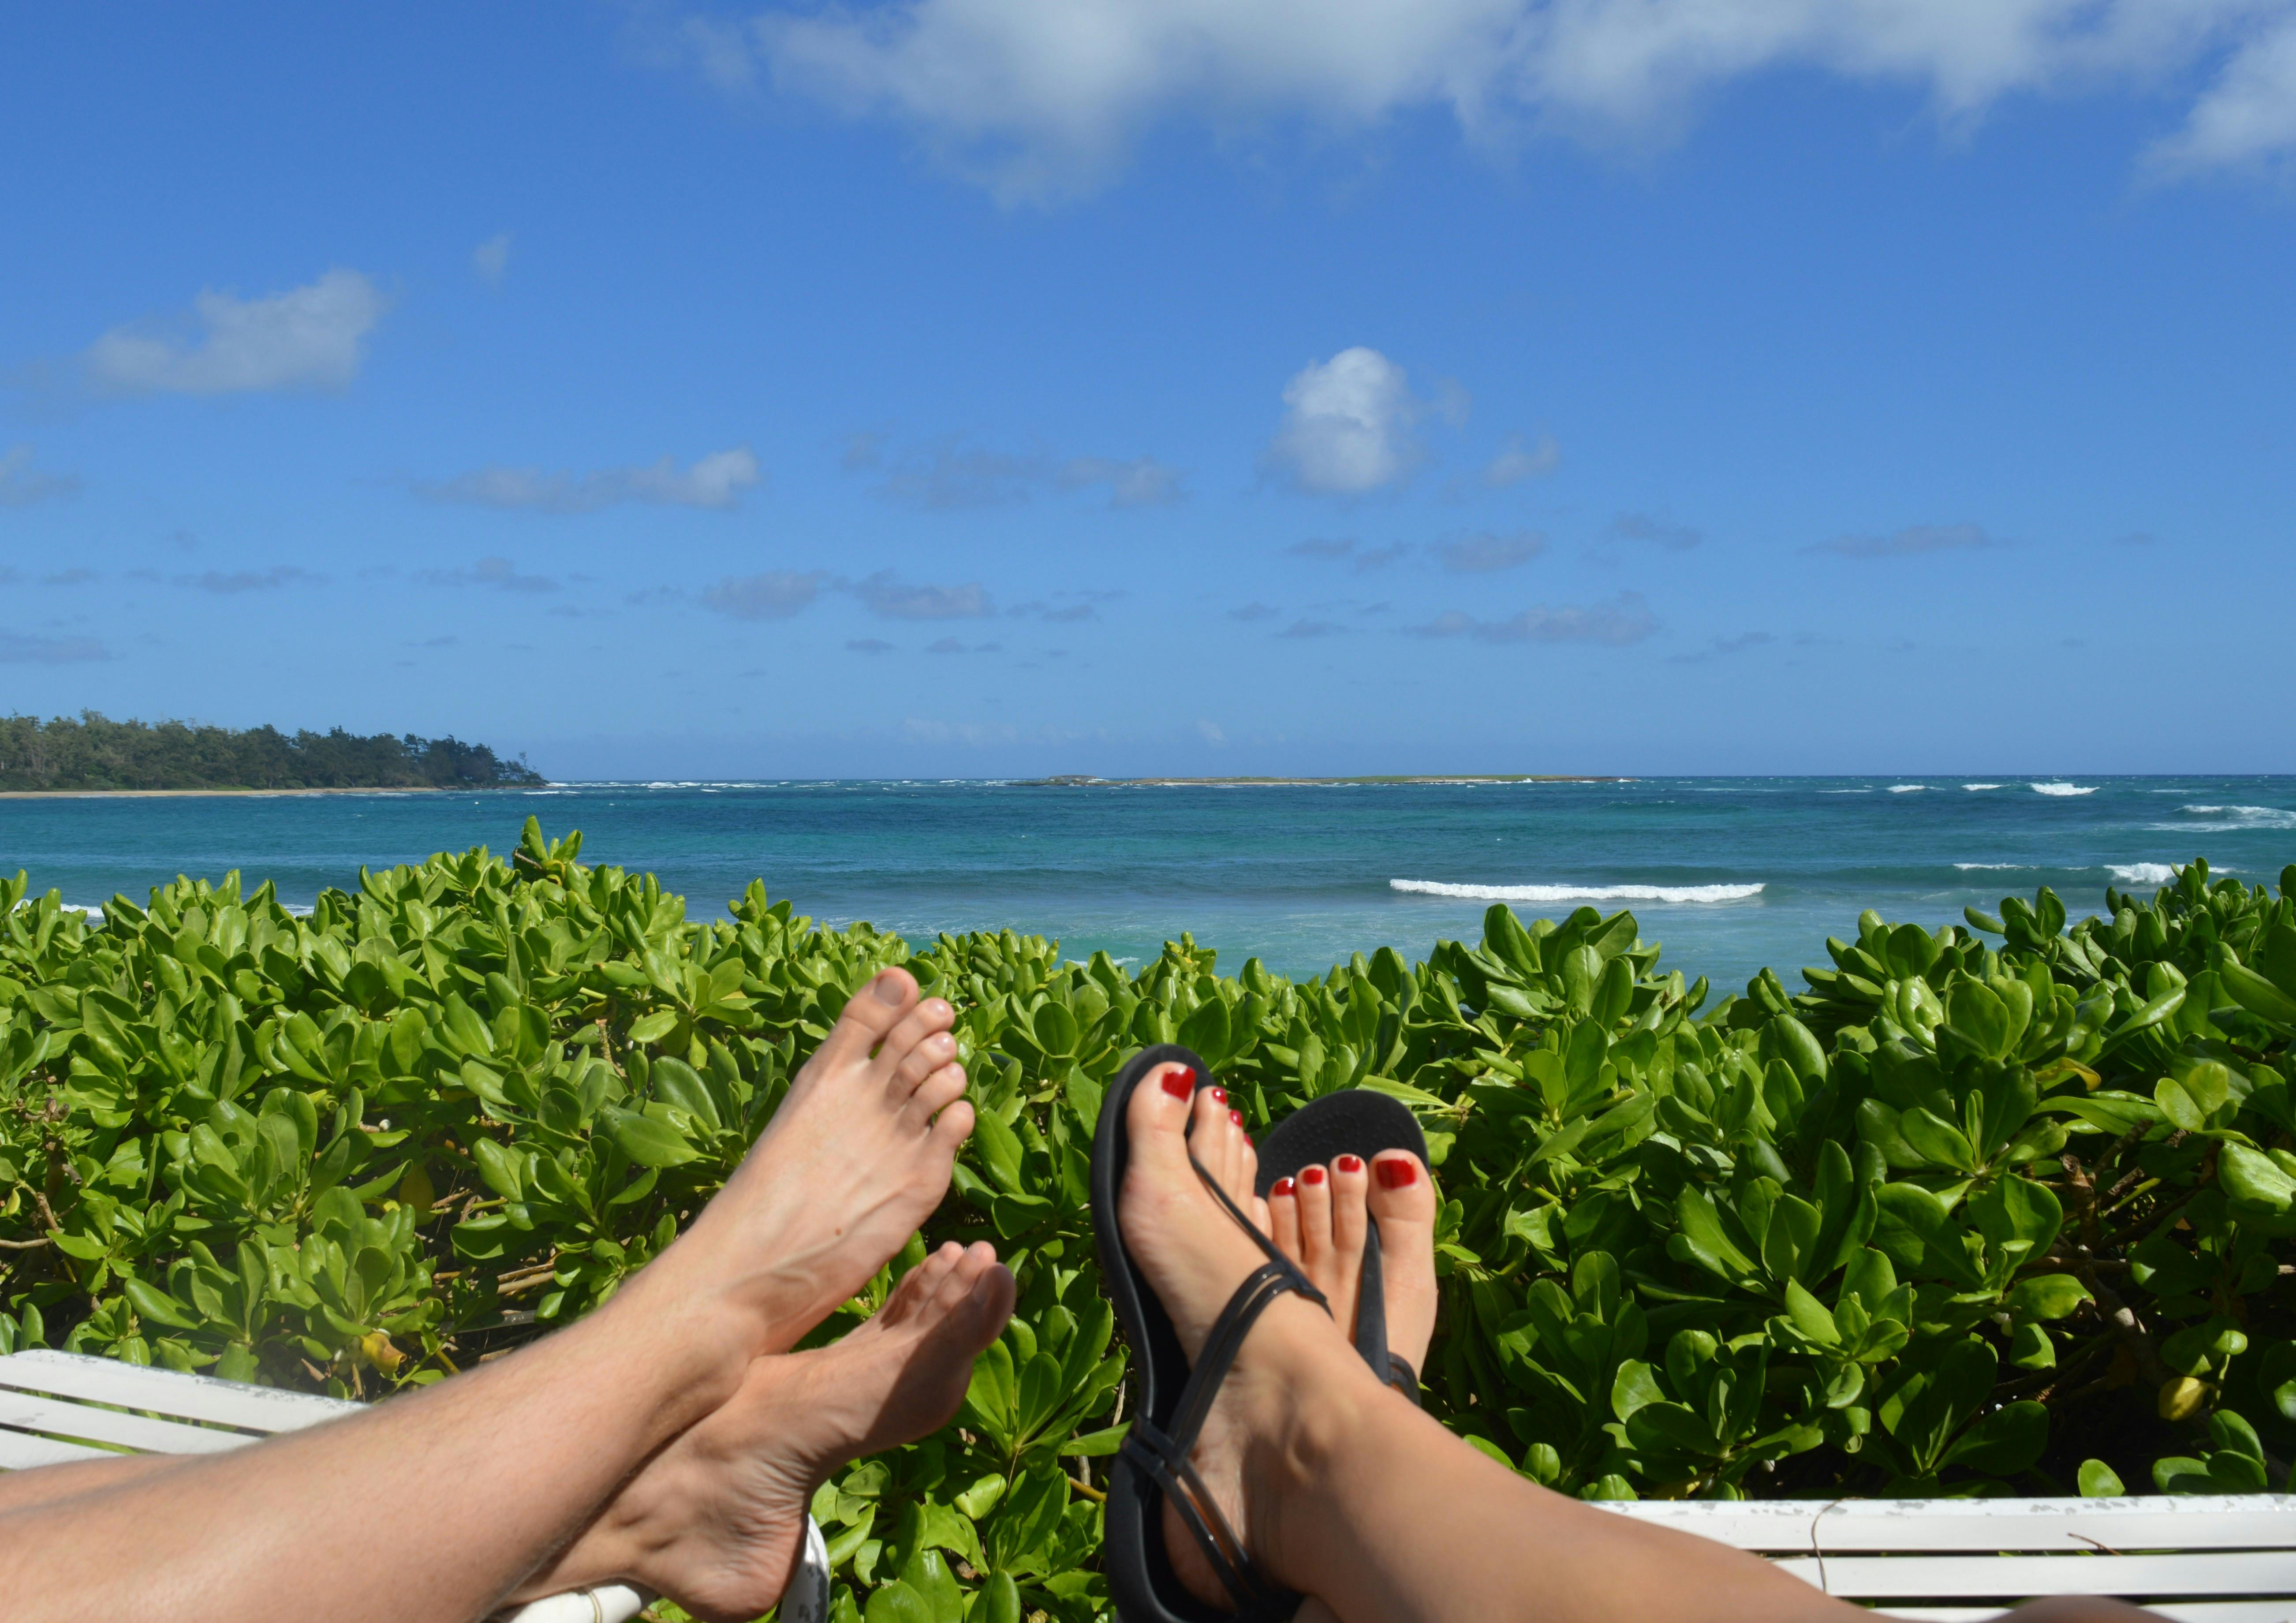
<box><xmin>1601</xmin><ymin>1499</ymin><xmax>2296</xmax><ymax>1555</ymax></box>
<box><xmin>0</xmin><ymin>1429</ymin><xmax>115</xmax><ymax>1470</ymax></box>
<box><xmin>0</xmin><ymin>1350</ymin><xmax>358</xmax><ymax>1435</ymax></box>
<box><xmin>1816</xmin><ymin>1499</ymin><xmax>2296</xmax><ymax>1554</ymax></box>
<box><xmin>1807</xmin><ymin>1552</ymin><xmax>2296</xmax><ymax>1600</ymax></box>
<box><xmin>1881</xmin><ymin>1607</ymin><xmax>2296</xmax><ymax>1623</ymax></box>
<box><xmin>0</xmin><ymin>1388</ymin><xmax>251</xmax><ymax>1456</ymax></box>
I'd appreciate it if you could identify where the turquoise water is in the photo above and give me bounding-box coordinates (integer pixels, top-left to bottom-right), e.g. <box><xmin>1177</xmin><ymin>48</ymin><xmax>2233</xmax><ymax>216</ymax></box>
<box><xmin>4</xmin><ymin>777</ymin><xmax>2292</xmax><ymax>991</ymax></box>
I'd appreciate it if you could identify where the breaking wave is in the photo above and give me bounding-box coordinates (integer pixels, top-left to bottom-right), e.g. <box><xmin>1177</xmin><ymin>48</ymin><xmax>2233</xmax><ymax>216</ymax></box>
<box><xmin>1955</xmin><ymin>862</ymin><xmax>2028</xmax><ymax>870</ymax></box>
<box><xmin>1390</xmin><ymin>879</ymin><xmax>1765</xmax><ymax>904</ymax></box>
<box><xmin>2031</xmin><ymin>783</ymin><xmax>2097</xmax><ymax>796</ymax></box>
<box><xmin>2178</xmin><ymin>805</ymin><xmax>2296</xmax><ymax>828</ymax></box>
<box><xmin>1963</xmin><ymin>784</ymin><xmax>2003</xmax><ymax>791</ymax></box>
<box><xmin>1889</xmin><ymin>784</ymin><xmax>1929</xmax><ymax>793</ymax></box>
<box><xmin>2108</xmin><ymin>863</ymin><xmax>2179</xmax><ymax>886</ymax></box>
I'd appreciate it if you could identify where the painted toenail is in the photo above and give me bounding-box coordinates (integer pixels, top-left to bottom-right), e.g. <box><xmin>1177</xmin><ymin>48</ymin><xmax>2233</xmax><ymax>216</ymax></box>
<box><xmin>1337</xmin><ymin>1154</ymin><xmax>1363</xmax><ymax>1174</ymax></box>
<box><xmin>1271</xmin><ymin>1176</ymin><xmax>1295</xmax><ymax>1197</ymax></box>
<box><xmin>1375</xmin><ymin>1159</ymin><xmax>1419</xmax><ymax>1189</ymax></box>
<box><xmin>1301</xmin><ymin>1165</ymin><xmax>1326</xmax><ymax>1186</ymax></box>
<box><xmin>872</xmin><ymin>974</ymin><xmax>905</xmax><ymax>1005</ymax></box>
<box><xmin>1230</xmin><ymin>1109</ymin><xmax>1244</xmax><ymax>1126</ymax></box>
<box><xmin>1210</xmin><ymin>1087</ymin><xmax>1226</xmax><ymax>1104</ymax></box>
<box><xmin>1161</xmin><ymin>1067</ymin><xmax>1195</xmax><ymax>1099</ymax></box>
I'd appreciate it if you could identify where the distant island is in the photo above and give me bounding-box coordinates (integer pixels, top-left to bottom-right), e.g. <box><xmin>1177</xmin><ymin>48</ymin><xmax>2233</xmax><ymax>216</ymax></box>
<box><xmin>0</xmin><ymin>712</ymin><xmax>544</xmax><ymax>793</ymax></box>
<box><xmin>1019</xmin><ymin>774</ymin><xmax>1632</xmax><ymax>787</ymax></box>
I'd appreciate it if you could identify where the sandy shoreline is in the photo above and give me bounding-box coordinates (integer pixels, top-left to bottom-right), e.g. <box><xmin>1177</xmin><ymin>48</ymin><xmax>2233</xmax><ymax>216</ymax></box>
<box><xmin>0</xmin><ymin>787</ymin><xmax>451</xmax><ymax>800</ymax></box>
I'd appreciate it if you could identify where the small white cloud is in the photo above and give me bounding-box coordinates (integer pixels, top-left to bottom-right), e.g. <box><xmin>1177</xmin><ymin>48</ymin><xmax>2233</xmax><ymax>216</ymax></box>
<box><xmin>0</xmin><ymin>446</ymin><xmax>78</xmax><ymax>507</ymax></box>
<box><xmin>1197</xmin><ymin>719</ymin><xmax>1226</xmax><ymax>745</ymax></box>
<box><xmin>1055</xmin><ymin>455</ymin><xmax>1184</xmax><ymax>507</ymax></box>
<box><xmin>418</xmin><ymin>447</ymin><xmax>762</xmax><ymax>514</ymax></box>
<box><xmin>1265</xmin><ymin>348</ymin><xmax>1423</xmax><ymax>496</ymax></box>
<box><xmin>1435</xmin><ymin>530</ymin><xmax>1546</xmax><ymax>572</ymax></box>
<box><xmin>176</xmin><ymin>566</ymin><xmax>326</xmax><ymax>593</ymax></box>
<box><xmin>419</xmin><ymin>557</ymin><xmax>560</xmax><ymax>593</ymax></box>
<box><xmin>702</xmin><ymin>570</ymin><xmax>826</xmax><ymax>619</ymax></box>
<box><xmin>0</xmin><ymin>629</ymin><xmax>108</xmax><ymax>664</ymax></box>
<box><xmin>1410</xmin><ymin>592</ymin><xmax>1656</xmax><ymax>645</ymax></box>
<box><xmin>82</xmin><ymin>269</ymin><xmax>389</xmax><ymax>395</ymax></box>
<box><xmin>1606</xmin><ymin>512</ymin><xmax>1703</xmax><ymax>550</ymax></box>
<box><xmin>1811</xmin><ymin>522</ymin><xmax>1996</xmax><ymax>558</ymax></box>
<box><xmin>1482</xmin><ymin>433</ymin><xmax>1559</xmax><ymax>487</ymax></box>
<box><xmin>852</xmin><ymin>571</ymin><xmax>993</xmax><ymax>619</ymax></box>
<box><xmin>473</xmin><ymin>233</ymin><xmax>513</xmax><ymax>285</ymax></box>
<box><xmin>2146</xmin><ymin>15</ymin><xmax>2296</xmax><ymax>178</ymax></box>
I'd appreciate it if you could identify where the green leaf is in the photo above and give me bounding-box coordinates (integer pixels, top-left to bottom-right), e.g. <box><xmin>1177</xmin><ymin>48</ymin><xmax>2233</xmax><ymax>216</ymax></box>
<box><xmin>862</xmin><ymin>1579</ymin><xmax>933</xmax><ymax>1623</ymax></box>
<box><xmin>1030</xmin><ymin>1000</ymin><xmax>1080</xmax><ymax>1059</ymax></box>
<box><xmin>971</xmin><ymin>1108</ymin><xmax>1026</xmax><ymax>1195</ymax></box>
<box><xmin>649</xmin><ymin>1057</ymin><xmax>721</xmax><ymax>1132</ymax></box>
<box><xmin>2077</xmin><ymin>1459</ymin><xmax>2126</xmax><ymax>1497</ymax></box>
<box><xmin>2005</xmin><ymin>1274</ymin><xmax>2091</xmax><ymax>1323</ymax></box>
<box><xmin>624</xmin><ymin>1008</ymin><xmax>678</xmax><ymax>1045</ymax></box>
<box><xmin>2220</xmin><ymin>1143</ymin><xmax>2296</xmax><ymax>1213</ymax></box>
<box><xmin>600</xmin><ymin>1108</ymin><xmax>699</xmax><ymax>1168</ymax></box>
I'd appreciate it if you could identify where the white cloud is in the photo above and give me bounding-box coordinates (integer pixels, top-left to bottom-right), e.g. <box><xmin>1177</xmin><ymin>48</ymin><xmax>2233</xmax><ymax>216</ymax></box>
<box><xmin>1266</xmin><ymin>347</ymin><xmax>1425</xmax><ymax>495</ymax></box>
<box><xmin>674</xmin><ymin>0</ymin><xmax>2296</xmax><ymax>198</ymax></box>
<box><xmin>1811</xmin><ymin>521</ymin><xmax>1996</xmax><ymax>557</ymax></box>
<box><xmin>0</xmin><ymin>630</ymin><xmax>108</xmax><ymax>664</ymax></box>
<box><xmin>83</xmin><ymin>269</ymin><xmax>389</xmax><ymax>395</ymax></box>
<box><xmin>2147</xmin><ymin>12</ymin><xmax>2296</xmax><ymax>175</ymax></box>
<box><xmin>473</xmin><ymin>233</ymin><xmax>514</xmax><ymax>285</ymax></box>
<box><xmin>176</xmin><ymin>566</ymin><xmax>327</xmax><ymax>593</ymax></box>
<box><xmin>1411</xmin><ymin>590</ymin><xmax>1656</xmax><ymax>644</ymax></box>
<box><xmin>419</xmin><ymin>557</ymin><xmax>560</xmax><ymax>593</ymax></box>
<box><xmin>1606</xmin><ymin>511</ymin><xmax>1702</xmax><ymax>549</ymax></box>
<box><xmin>852</xmin><ymin>571</ymin><xmax>993</xmax><ymax>618</ymax></box>
<box><xmin>418</xmin><ymin>447</ymin><xmax>762</xmax><ymax>514</ymax></box>
<box><xmin>0</xmin><ymin>446</ymin><xmax>78</xmax><ymax>507</ymax></box>
<box><xmin>864</xmin><ymin>438</ymin><xmax>1182</xmax><ymax>508</ymax></box>
<box><xmin>702</xmin><ymin>569</ymin><xmax>826</xmax><ymax>618</ymax></box>
<box><xmin>1482</xmin><ymin>432</ymin><xmax>1559</xmax><ymax>486</ymax></box>
<box><xmin>1435</xmin><ymin>530</ymin><xmax>1546</xmax><ymax>571</ymax></box>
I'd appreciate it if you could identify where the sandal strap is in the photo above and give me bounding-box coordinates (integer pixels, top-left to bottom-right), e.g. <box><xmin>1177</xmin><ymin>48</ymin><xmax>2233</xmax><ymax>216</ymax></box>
<box><xmin>1387</xmin><ymin>1353</ymin><xmax>1420</xmax><ymax>1405</ymax></box>
<box><xmin>1123</xmin><ymin>1254</ymin><xmax>1319</xmax><ymax>1619</ymax></box>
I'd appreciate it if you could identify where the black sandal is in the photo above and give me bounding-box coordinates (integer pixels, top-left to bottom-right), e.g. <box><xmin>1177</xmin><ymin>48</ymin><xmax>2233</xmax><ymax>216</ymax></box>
<box><xmin>1092</xmin><ymin>1044</ymin><xmax>1328</xmax><ymax>1623</ymax></box>
<box><xmin>1253</xmin><ymin>1090</ymin><xmax>1430</xmax><ymax>1404</ymax></box>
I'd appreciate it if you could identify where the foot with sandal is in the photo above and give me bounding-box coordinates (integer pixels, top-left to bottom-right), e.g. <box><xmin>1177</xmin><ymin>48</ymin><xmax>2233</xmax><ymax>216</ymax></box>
<box><xmin>1092</xmin><ymin>1044</ymin><xmax>2164</xmax><ymax>1623</ymax></box>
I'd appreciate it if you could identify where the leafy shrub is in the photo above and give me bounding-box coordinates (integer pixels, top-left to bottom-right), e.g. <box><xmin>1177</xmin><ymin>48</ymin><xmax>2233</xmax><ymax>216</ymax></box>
<box><xmin>1</xmin><ymin>821</ymin><xmax>2291</xmax><ymax>1623</ymax></box>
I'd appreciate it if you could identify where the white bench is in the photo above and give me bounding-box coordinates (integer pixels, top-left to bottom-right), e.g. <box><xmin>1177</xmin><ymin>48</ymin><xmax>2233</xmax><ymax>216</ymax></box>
<box><xmin>1605</xmin><ymin>1496</ymin><xmax>2296</xmax><ymax>1621</ymax></box>
<box><xmin>0</xmin><ymin>1348</ymin><xmax>829</xmax><ymax>1623</ymax></box>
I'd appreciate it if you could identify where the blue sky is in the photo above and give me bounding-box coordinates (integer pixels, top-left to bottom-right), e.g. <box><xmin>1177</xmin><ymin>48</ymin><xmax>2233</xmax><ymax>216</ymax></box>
<box><xmin>3</xmin><ymin>4</ymin><xmax>2292</xmax><ymax>779</ymax></box>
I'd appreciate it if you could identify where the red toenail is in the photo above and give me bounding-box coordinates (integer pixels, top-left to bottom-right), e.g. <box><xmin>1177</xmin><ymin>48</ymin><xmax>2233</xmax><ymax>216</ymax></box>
<box><xmin>1337</xmin><ymin>1154</ymin><xmax>1363</xmax><ymax>1174</ymax></box>
<box><xmin>1161</xmin><ymin>1068</ymin><xmax>1195</xmax><ymax>1099</ymax></box>
<box><xmin>1375</xmin><ymin>1159</ymin><xmax>1419</xmax><ymax>1189</ymax></box>
<box><xmin>1271</xmin><ymin>1176</ymin><xmax>1295</xmax><ymax>1197</ymax></box>
<box><xmin>1210</xmin><ymin>1087</ymin><xmax>1226</xmax><ymax>1103</ymax></box>
<box><xmin>1301</xmin><ymin>1165</ymin><xmax>1326</xmax><ymax>1186</ymax></box>
<box><xmin>1230</xmin><ymin>1109</ymin><xmax>1244</xmax><ymax>1126</ymax></box>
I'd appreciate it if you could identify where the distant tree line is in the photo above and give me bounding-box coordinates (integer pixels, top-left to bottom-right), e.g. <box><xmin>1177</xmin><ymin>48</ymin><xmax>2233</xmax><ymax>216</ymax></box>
<box><xmin>0</xmin><ymin>712</ymin><xmax>545</xmax><ymax>791</ymax></box>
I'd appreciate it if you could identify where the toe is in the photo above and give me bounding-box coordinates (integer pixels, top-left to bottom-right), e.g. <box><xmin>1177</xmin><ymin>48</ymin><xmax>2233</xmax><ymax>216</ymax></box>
<box><xmin>1269</xmin><ymin>1176</ymin><xmax>1301</xmax><ymax>1259</ymax></box>
<box><xmin>1330</xmin><ymin>1154</ymin><xmax>1369</xmax><ymax>1264</ymax></box>
<box><xmin>812</xmin><ymin>968</ymin><xmax>921</xmax><ymax>1071</ymax></box>
<box><xmin>1366</xmin><ymin>1151</ymin><xmax>1438</xmax><ymax>1367</ymax></box>
<box><xmin>891</xmin><ymin>1028</ymin><xmax>961</xmax><ymax>1097</ymax></box>
<box><xmin>904</xmin><ymin>1062</ymin><xmax>969</xmax><ymax>1127</ymax></box>
<box><xmin>872</xmin><ymin>998</ymin><xmax>957</xmax><ymax>1086</ymax></box>
<box><xmin>1123</xmin><ymin>1060</ymin><xmax>1201</xmax><ymax>1179</ymax></box>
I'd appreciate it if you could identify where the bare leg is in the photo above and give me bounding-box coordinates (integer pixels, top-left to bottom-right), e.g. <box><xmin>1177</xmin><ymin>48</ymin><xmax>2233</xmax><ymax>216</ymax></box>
<box><xmin>0</xmin><ymin>967</ymin><xmax>973</xmax><ymax>1623</ymax></box>
<box><xmin>516</xmin><ymin>1240</ymin><xmax>1014</xmax><ymax>1622</ymax></box>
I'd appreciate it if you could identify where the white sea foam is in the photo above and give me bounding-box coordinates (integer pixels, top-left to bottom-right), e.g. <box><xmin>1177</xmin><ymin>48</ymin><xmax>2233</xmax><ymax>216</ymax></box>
<box><xmin>1955</xmin><ymin>862</ymin><xmax>2028</xmax><ymax>870</ymax></box>
<box><xmin>2031</xmin><ymin>782</ymin><xmax>2097</xmax><ymax>796</ymax></box>
<box><xmin>2109</xmin><ymin>863</ymin><xmax>2179</xmax><ymax>886</ymax></box>
<box><xmin>1889</xmin><ymin>784</ymin><xmax>1929</xmax><ymax>793</ymax></box>
<box><xmin>1391</xmin><ymin>879</ymin><xmax>1764</xmax><ymax>904</ymax></box>
<box><xmin>2178</xmin><ymin>804</ymin><xmax>2296</xmax><ymax>826</ymax></box>
<box><xmin>1818</xmin><ymin>789</ymin><xmax>1870</xmax><ymax>794</ymax></box>
<box><xmin>1963</xmin><ymin>784</ymin><xmax>2003</xmax><ymax>791</ymax></box>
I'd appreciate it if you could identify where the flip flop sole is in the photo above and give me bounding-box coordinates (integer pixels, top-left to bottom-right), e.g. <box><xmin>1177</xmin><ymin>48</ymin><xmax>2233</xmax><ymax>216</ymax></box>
<box><xmin>1092</xmin><ymin>1043</ymin><xmax>1248</xmax><ymax>1623</ymax></box>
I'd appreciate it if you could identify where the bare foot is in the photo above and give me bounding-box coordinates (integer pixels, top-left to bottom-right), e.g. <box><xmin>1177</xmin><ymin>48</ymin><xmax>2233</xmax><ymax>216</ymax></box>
<box><xmin>522</xmin><ymin>1241</ymin><xmax>1015</xmax><ymax>1622</ymax></box>
<box><xmin>1267</xmin><ymin>1147</ymin><xmax>1437</xmax><ymax>1378</ymax></box>
<box><xmin>642</xmin><ymin>967</ymin><xmax>977</xmax><ymax>1354</ymax></box>
<box><xmin>1117</xmin><ymin>1062</ymin><xmax>1374</xmax><ymax>1612</ymax></box>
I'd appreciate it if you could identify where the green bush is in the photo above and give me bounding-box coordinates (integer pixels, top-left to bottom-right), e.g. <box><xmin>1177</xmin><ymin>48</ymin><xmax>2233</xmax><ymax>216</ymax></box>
<box><xmin>1</xmin><ymin>820</ymin><xmax>2291</xmax><ymax>1623</ymax></box>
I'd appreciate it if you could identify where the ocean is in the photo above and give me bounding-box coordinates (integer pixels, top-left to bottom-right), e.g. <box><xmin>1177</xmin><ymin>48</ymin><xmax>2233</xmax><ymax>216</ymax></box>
<box><xmin>4</xmin><ymin>776</ymin><xmax>2292</xmax><ymax>993</ymax></box>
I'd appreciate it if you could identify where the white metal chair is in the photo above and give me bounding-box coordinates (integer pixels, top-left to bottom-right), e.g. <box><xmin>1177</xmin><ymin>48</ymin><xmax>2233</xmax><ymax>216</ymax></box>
<box><xmin>1603</xmin><ymin>1496</ymin><xmax>2296</xmax><ymax>1621</ymax></box>
<box><xmin>0</xmin><ymin>1348</ymin><xmax>830</xmax><ymax>1623</ymax></box>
